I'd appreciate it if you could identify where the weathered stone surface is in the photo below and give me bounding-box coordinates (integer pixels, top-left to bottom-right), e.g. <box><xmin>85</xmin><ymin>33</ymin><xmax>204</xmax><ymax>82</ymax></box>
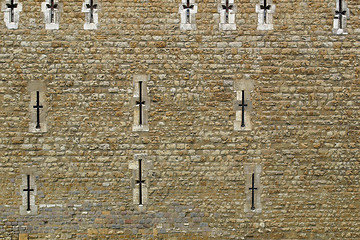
<box><xmin>0</xmin><ymin>0</ymin><xmax>359</xmax><ymax>239</ymax></box>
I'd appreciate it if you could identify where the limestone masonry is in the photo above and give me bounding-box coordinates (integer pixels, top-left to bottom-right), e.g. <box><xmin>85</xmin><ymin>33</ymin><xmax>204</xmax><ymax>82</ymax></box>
<box><xmin>0</xmin><ymin>0</ymin><xmax>359</xmax><ymax>239</ymax></box>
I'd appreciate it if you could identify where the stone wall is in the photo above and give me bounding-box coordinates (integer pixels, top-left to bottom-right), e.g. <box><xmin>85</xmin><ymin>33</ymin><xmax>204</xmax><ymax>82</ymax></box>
<box><xmin>0</xmin><ymin>0</ymin><xmax>359</xmax><ymax>239</ymax></box>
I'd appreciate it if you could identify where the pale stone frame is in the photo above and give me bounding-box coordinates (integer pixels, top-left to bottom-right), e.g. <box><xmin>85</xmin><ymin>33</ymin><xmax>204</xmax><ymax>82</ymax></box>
<box><xmin>129</xmin><ymin>154</ymin><xmax>152</xmax><ymax>211</ymax></box>
<box><xmin>244</xmin><ymin>163</ymin><xmax>262</xmax><ymax>213</ymax></box>
<box><xmin>132</xmin><ymin>74</ymin><xmax>150</xmax><ymax>132</ymax></box>
<box><xmin>332</xmin><ymin>0</ymin><xmax>350</xmax><ymax>35</ymax></box>
<box><xmin>81</xmin><ymin>0</ymin><xmax>100</xmax><ymax>30</ymax></box>
<box><xmin>20</xmin><ymin>167</ymin><xmax>38</xmax><ymax>215</ymax></box>
<box><xmin>255</xmin><ymin>0</ymin><xmax>275</xmax><ymax>30</ymax></box>
<box><xmin>41</xmin><ymin>0</ymin><xmax>61</xmax><ymax>30</ymax></box>
<box><xmin>218</xmin><ymin>0</ymin><xmax>237</xmax><ymax>31</ymax></box>
<box><xmin>234</xmin><ymin>80</ymin><xmax>254</xmax><ymax>131</ymax></box>
<box><xmin>179</xmin><ymin>0</ymin><xmax>198</xmax><ymax>30</ymax></box>
<box><xmin>28</xmin><ymin>81</ymin><xmax>48</xmax><ymax>133</ymax></box>
<box><xmin>1</xmin><ymin>0</ymin><xmax>22</xmax><ymax>29</ymax></box>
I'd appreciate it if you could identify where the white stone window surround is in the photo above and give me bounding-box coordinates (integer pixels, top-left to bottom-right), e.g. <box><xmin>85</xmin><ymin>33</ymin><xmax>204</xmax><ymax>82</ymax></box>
<box><xmin>234</xmin><ymin>80</ymin><xmax>254</xmax><ymax>131</ymax></box>
<box><xmin>82</xmin><ymin>0</ymin><xmax>100</xmax><ymax>30</ymax></box>
<box><xmin>28</xmin><ymin>81</ymin><xmax>48</xmax><ymax>133</ymax></box>
<box><xmin>333</xmin><ymin>0</ymin><xmax>350</xmax><ymax>35</ymax></box>
<box><xmin>20</xmin><ymin>169</ymin><xmax>38</xmax><ymax>215</ymax></box>
<box><xmin>255</xmin><ymin>0</ymin><xmax>275</xmax><ymax>30</ymax></box>
<box><xmin>132</xmin><ymin>74</ymin><xmax>150</xmax><ymax>132</ymax></box>
<box><xmin>129</xmin><ymin>154</ymin><xmax>153</xmax><ymax>211</ymax></box>
<box><xmin>179</xmin><ymin>0</ymin><xmax>198</xmax><ymax>30</ymax></box>
<box><xmin>41</xmin><ymin>0</ymin><xmax>60</xmax><ymax>30</ymax></box>
<box><xmin>218</xmin><ymin>0</ymin><xmax>237</xmax><ymax>31</ymax></box>
<box><xmin>2</xmin><ymin>0</ymin><xmax>22</xmax><ymax>29</ymax></box>
<box><xmin>244</xmin><ymin>164</ymin><xmax>262</xmax><ymax>214</ymax></box>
